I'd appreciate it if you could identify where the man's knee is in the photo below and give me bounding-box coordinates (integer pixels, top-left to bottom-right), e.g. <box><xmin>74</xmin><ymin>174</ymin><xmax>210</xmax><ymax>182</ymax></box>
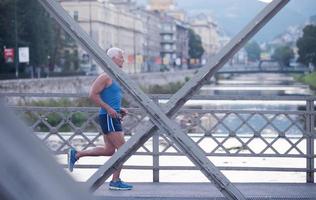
<box><xmin>113</xmin><ymin>138</ymin><xmax>125</xmax><ymax>149</ymax></box>
<box><xmin>107</xmin><ymin>149</ymin><xmax>115</xmax><ymax>156</ymax></box>
<box><xmin>117</xmin><ymin>140</ymin><xmax>125</xmax><ymax>148</ymax></box>
<box><xmin>107</xmin><ymin>132</ymin><xmax>126</xmax><ymax>149</ymax></box>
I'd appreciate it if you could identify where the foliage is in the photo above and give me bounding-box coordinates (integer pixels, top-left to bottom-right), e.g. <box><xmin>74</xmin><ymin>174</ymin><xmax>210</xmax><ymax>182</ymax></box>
<box><xmin>0</xmin><ymin>0</ymin><xmax>53</xmax><ymax>73</ymax></box>
<box><xmin>52</xmin><ymin>31</ymin><xmax>79</xmax><ymax>72</ymax></box>
<box><xmin>188</xmin><ymin>29</ymin><xmax>204</xmax><ymax>59</ymax></box>
<box><xmin>142</xmin><ymin>81</ymin><xmax>187</xmax><ymax>94</ymax></box>
<box><xmin>245</xmin><ymin>41</ymin><xmax>261</xmax><ymax>62</ymax></box>
<box><xmin>0</xmin><ymin>0</ymin><xmax>79</xmax><ymax>77</ymax></box>
<box><xmin>295</xmin><ymin>72</ymin><xmax>316</xmax><ymax>88</ymax></box>
<box><xmin>272</xmin><ymin>45</ymin><xmax>294</xmax><ymax>67</ymax></box>
<box><xmin>297</xmin><ymin>25</ymin><xmax>316</xmax><ymax>67</ymax></box>
<box><xmin>0</xmin><ymin>0</ymin><xmax>17</xmax><ymax>74</ymax></box>
<box><xmin>19</xmin><ymin>98</ymin><xmax>95</xmax><ymax>132</ymax></box>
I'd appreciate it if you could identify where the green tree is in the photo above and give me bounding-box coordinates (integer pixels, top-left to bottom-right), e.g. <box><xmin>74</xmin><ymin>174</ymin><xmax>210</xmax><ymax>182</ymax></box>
<box><xmin>0</xmin><ymin>0</ymin><xmax>17</xmax><ymax>74</ymax></box>
<box><xmin>0</xmin><ymin>0</ymin><xmax>80</xmax><ymax>77</ymax></box>
<box><xmin>188</xmin><ymin>29</ymin><xmax>204</xmax><ymax>59</ymax></box>
<box><xmin>245</xmin><ymin>41</ymin><xmax>261</xmax><ymax>62</ymax></box>
<box><xmin>272</xmin><ymin>45</ymin><xmax>294</xmax><ymax>67</ymax></box>
<box><xmin>48</xmin><ymin>23</ymin><xmax>80</xmax><ymax>73</ymax></box>
<box><xmin>19</xmin><ymin>0</ymin><xmax>55</xmax><ymax>68</ymax></box>
<box><xmin>0</xmin><ymin>0</ymin><xmax>55</xmax><ymax>75</ymax></box>
<box><xmin>60</xmin><ymin>34</ymin><xmax>79</xmax><ymax>72</ymax></box>
<box><xmin>297</xmin><ymin>25</ymin><xmax>316</xmax><ymax>67</ymax></box>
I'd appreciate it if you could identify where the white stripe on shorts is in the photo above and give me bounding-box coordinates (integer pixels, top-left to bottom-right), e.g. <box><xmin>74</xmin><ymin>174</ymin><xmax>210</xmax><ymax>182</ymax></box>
<box><xmin>110</xmin><ymin>117</ymin><xmax>116</xmax><ymax>132</ymax></box>
<box><xmin>107</xmin><ymin>114</ymin><xmax>110</xmax><ymax>131</ymax></box>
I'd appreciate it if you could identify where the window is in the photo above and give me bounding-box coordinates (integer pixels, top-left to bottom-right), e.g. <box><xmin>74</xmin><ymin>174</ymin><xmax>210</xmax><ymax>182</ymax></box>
<box><xmin>163</xmin><ymin>24</ymin><xmax>171</xmax><ymax>31</ymax></box>
<box><xmin>163</xmin><ymin>35</ymin><xmax>172</xmax><ymax>40</ymax></box>
<box><xmin>164</xmin><ymin>44</ymin><xmax>171</xmax><ymax>50</ymax></box>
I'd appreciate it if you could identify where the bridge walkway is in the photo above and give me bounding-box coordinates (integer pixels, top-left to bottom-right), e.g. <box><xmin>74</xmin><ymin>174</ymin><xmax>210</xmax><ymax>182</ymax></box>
<box><xmin>94</xmin><ymin>182</ymin><xmax>316</xmax><ymax>200</ymax></box>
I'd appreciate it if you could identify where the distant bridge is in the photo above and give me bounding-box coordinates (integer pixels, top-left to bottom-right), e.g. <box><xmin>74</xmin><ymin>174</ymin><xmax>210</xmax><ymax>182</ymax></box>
<box><xmin>216</xmin><ymin>68</ymin><xmax>308</xmax><ymax>75</ymax></box>
<box><xmin>216</xmin><ymin>64</ymin><xmax>309</xmax><ymax>75</ymax></box>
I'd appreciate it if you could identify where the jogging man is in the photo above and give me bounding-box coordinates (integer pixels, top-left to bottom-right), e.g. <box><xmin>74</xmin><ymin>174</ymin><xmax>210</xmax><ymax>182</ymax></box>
<box><xmin>68</xmin><ymin>47</ymin><xmax>133</xmax><ymax>190</ymax></box>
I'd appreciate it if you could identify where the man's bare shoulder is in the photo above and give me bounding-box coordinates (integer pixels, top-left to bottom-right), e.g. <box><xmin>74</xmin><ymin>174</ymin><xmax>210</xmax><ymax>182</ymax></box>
<box><xmin>96</xmin><ymin>73</ymin><xmax>111</xmax><ymax>82</ymax></box>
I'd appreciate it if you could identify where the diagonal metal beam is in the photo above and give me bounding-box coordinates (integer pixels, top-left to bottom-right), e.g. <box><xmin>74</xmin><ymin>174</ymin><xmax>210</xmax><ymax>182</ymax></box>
<box><xmin>37</xmin><ymin>2</ymin><xmax>246</xmax><ymax>199</ymax></box>
<box><xmin>85</xmin><ymin>0</ymin><xmax>289</xmax><ymax>190</ymax></box>
<box><xmin>37</xmin><ymin>0</ymin><xmax>288</xmax><ymax>199</ymax></box>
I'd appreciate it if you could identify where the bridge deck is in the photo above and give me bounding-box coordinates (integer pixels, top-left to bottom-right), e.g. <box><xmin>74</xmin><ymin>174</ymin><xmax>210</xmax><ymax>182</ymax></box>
<box><xmin>94</xmin><ymin>183</ymin><xmax>316</xmax><ymax>200</ymax></box>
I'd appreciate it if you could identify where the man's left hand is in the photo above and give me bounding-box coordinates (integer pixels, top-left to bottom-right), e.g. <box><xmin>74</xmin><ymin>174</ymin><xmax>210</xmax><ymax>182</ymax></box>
<box><xmin>120</xmin><ymin>108</ymin><xmax>128</xmax><ymax>119</ymax></box>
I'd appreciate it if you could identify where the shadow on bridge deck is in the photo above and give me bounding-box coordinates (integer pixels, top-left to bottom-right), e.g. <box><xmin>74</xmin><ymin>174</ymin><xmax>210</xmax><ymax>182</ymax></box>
<box><xmin>94</xmin><ymin>182</ymin><xmax>316</xmax><ymax>200</ymax></box>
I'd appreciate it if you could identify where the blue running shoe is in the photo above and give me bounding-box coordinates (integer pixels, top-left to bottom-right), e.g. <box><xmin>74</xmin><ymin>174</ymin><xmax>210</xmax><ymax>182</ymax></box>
<box><xmin>109</xmin><ymin>179</ymin><xmax>133</xmax><ymax>190</ymax></box>
<box><xmin>68</xmin><ymin>148</ymin><xmax>78</xmax><ymax>172</ymax></box>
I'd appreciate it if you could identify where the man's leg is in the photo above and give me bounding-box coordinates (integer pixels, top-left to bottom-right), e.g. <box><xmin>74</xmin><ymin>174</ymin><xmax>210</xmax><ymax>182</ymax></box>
<box><xmin>76</xmin><ymin>135</ymin><xmax>116</xmax><ymax>159</ymax></box>
<box><xmin>105</xmin><ymin>132</ymin><xmax>125</xmax><ymax>181</ymax></box>
<box><xmin>106</xmin><ymin>131</ymin><xmax>132</xmax><ymax>190</ymax></box>
<box><xmin>68</xmin><ymin>134</ymin><xmax>116</xmax><ymax>172</ymax></box>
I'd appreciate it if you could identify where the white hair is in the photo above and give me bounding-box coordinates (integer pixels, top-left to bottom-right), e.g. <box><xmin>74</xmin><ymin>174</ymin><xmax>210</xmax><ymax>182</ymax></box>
<box><xmin>106</xmin><ymin>47</ymin><xmax>124</xmax><ymax>59</ymax></box>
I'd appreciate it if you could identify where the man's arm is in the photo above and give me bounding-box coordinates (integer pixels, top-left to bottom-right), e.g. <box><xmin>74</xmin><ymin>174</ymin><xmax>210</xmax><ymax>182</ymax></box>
<box><xmin>89</xmin><ymin>74</ymin><xmax>119</xmax><ymax>118</ymax></box>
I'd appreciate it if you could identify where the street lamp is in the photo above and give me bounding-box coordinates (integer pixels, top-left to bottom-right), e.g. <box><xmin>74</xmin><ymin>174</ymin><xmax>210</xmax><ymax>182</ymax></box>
<box><xmin>47</xmin><ymin>55</ymin><xmax>51</xmax><ymax>77</ymax></box>
<box><xmin>14</xmin><ymin>0</ymin><xmax>19</xmax><ymax>78</ymax></box>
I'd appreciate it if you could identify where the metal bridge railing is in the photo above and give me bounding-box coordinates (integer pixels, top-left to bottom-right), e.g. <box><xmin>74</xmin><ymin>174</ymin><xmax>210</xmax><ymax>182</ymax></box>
<box><xmin>2</xmin><ymin>93</ymin><xmax>315</xmax><ymax>183</ymax></box>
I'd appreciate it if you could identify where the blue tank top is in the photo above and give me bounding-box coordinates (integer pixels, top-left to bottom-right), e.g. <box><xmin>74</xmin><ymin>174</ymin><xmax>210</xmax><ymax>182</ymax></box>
<box><xmin>99</xmin><ymin>80</ymin><xmax>122</xmax><ymax>115</ymax></box>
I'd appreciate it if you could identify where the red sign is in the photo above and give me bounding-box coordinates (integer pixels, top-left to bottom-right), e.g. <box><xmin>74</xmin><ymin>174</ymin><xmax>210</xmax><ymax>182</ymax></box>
<box><xmin>155</xmin><ymin>57</ymin><xmax>162</xmax><ymax>65</ymax></box>
<box><xmin>4</xmin><ymin>48</ymin><xmax>14</xmax><ymax>63</ymax></box>
<box><xmin>128</xmin><ymin>55</ymin><xmax>134</xmax><ymax>65</ymax></box>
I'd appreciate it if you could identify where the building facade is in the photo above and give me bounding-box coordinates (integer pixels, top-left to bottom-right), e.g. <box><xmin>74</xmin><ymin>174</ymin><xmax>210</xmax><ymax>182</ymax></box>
<box><xmin>141</xmin><ymin>10</ymin><xmax>163</xmax><ymax>72</ymax></box>
<box><xmin>60</xmin><ymin>0</ymin><xmax>192</xmax><ymax>73</ymax></box>
<box><xmin>60</xmin><ymin>0</ymin><xmax>145</xmax><ymax>74</ymax></box>
<box><xmin>159</xmin><ymin>13</ymin><xmax>189</xmax><ymax>70</ymax></box>
<box><xmin>109</xmin><ymin>0</ymin><xmax>162</xmax><ymax>72</ymax></box>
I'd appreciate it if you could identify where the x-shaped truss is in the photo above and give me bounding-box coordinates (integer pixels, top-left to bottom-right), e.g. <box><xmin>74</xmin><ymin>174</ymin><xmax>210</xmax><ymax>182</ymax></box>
<box><xmin>38</xmin><ymin>0</ymin><xmax>289</xmax><ymax>199</ymax></box>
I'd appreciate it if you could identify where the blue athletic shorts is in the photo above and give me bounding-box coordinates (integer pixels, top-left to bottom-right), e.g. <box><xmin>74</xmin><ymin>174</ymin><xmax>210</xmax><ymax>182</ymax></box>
<box><xmin>99</xmin><ymin>114</ymin><xmax>122</xmax><ymax>134</ymax></box>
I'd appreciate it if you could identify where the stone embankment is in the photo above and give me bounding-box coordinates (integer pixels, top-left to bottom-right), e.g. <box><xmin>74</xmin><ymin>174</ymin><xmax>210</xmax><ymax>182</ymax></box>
<box><xmin>0</xmin><ymin>70</ymin><xmax>196</xmax><ymax>94</ymax></box>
